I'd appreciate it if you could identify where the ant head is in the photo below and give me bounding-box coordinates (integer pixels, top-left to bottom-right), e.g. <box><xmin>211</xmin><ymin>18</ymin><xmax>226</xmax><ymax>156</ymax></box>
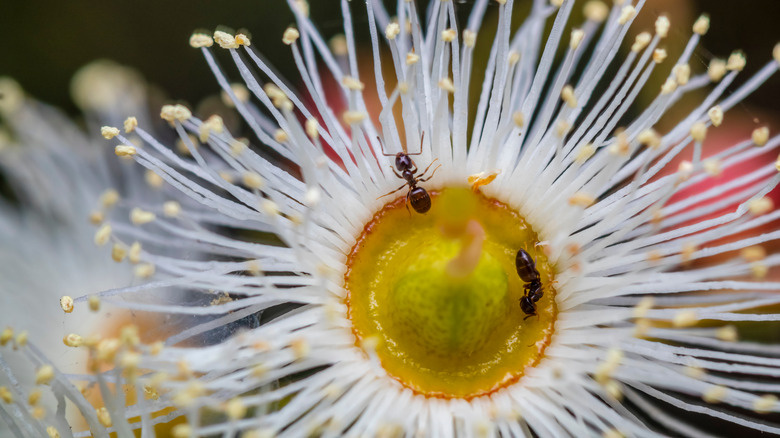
<box><xmin>395</xmin><ymin>152</ymin><xmax>413</xmax><ymax>171</ymax></box>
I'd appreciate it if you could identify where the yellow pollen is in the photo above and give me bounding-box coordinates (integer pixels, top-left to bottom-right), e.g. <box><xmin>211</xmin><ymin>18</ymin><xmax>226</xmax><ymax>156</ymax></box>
<box><xmin>685</xmin><ymin>365</ymin><xmax>706</xmax><ymax>379</ymax></box>
<box><xmin>28</xmin><ymin>388</ymin><xmax>42</xmax><ymax>406</ymax></box>
<box><xmin>555</xmin><ymin>120</ymin><xmax>571</xmax><ymax>137</ymax></box>
<box><xmin>46</xmin><ymin>426</ymin><xmax>60</xmax><ymax>438</ymax></box>
<box><xmin>631</xmin><ymin>32</ymin><xmax>651</xmax><ymax>53</ymax></box>
<box><xmin>189</xmin><ymin>33</ymin><xmax>214</xmax><ymax>48</ymax></box>
<box><xmin>583</xmin><ymin>1</ymin><xmax>609</xmax><ymax>23</ymax></box>
<box><xmin>751</xmin><ymin>263</ymin><xmax>769</xmax><ymax>279</ymax></box>
<box><xmin>291</xmin><ymin>338</ymin><xmax>310</xmax><ymax>359</ymax></box>
<box><xmin>463</xmin><ymin>30</ymin><xmax>476</xmax><ymax>48</ymax></box>
<box><xmin>63</xmin><ymin>333</ymin><xmax>83</xmax><ymax>348</ymax></box>
<box><xmin>708</xmin><ymin>106</ymin><xmax>724</xmax><ymax>127</ymax></box>
<box><xmin>341</xmin><ymin>76</ymin><xmax>365</xmax><ymax>91</ymax></box>
<box><xmin>89</xmin><ymin>211</ymin><xmax>104</xmax><ymax>225</ymax></box>
<box><xmin>604</xmin><ymin>379</ymin><xmax>623</xmax><ymax>401</ymax></box>
<box><xmin>114</xmin><ymin>145</ymin><xmax>137</xmax><ymax>157</ymax></box>
<box><xmin>88</xmin><ymin>295</ymin><xmax>101</xmax><ymax>312</ymax></box>
<box><xmin>145</xmin><ymin>169</ymin><xmax>164</xmax><ymax>188</ymax></box>
<box><xmin>637</xmin><ymin>129</ymin><xmax>661</xmax><ymax>149</ymax></box>
<box><xmin>124</xmin><ymin>116</ymin><xmax>138</xmax><ymax>133</ymax></box>
<box><xmin>261</xmin><ymin>199</ymin><xmax>280</xmax><ymax>216</ymax></box>
<box><xmin>727</xmin><ymin>51</ymin><xmax>746</xmax><ymax>71</ymax></box>
<box><xmin>31</xmin><ymin>406</ymin><xmax>46</xmax><ymax>420</ymax></box>
<box><xmin>129</xmin><ymin>242</ymin><xmax>142</xmax><ymax>264</ymax></box>
<box><xmin>15</xmin><ymin>331</ymin><xmax>27</xmax><ymax>347</ymax></box>
<box><xmin>160</xmin><ymin>104</ymin><xmax>192</xmax><ymax>123</ymax></box>
<box><xmin>774</xmin><ymin>43</ymin><xmax>780</xmax><ymax>65</ymax></box>
<box><xmin>242</xmin><ymin>172</ymin><xmax>265</xmax><ymax>190</ymax></box>
<box><xmin>660</xmin><ymin>78</ymin><xmax>677</xmax><ymax>95</ymax></box>
<box><xmin>752</xmin><ymin>127</ymin><xmax>770</xmax><ymax>146</ymax></box>
<box><xmin>468</xmin><ymin>170</ymin><xmax>501</xmax><ymax>192</ymax></box>
<box><xmin>776</xmin><ymin>153</ymin><xmax>780</xmax><ymax>172</ymax></box>
<box><xmin>569</xmin><ymin>192</ymin><xmax>596</xmax><ymax>207</ymax></box>
<box><xmin>633</xmin><ymin>297</ymin><xmax>654</xmax><ymax>318</ymax></box>
<box><xmin>655</xmin><ymin>16</ymin><xmax>670</xmax><ymax>38</ymax></box>
<box><xmin>0</xmin><ymin>386</ymin><xmax>12</xmax><ymax>404</ymax></box>
<box><xmin>406</xmin><ymin>52</ymin><xmax>420</xmax><ymax>65</ymax></box>
<box><xmin>235</xmin><ymin>33</ymin><xmax>251</xmax><ymax>46</ymax></box>
<box><xmin>742</xmin><ymin>246</ymin><xmax>766</xmax><ymax>262</ymax></box>
<box><xmin>708</xmin><ymin>59</ymin><xmax>727</xmax><ymax>82</ymax></box>
<box><xmin>172</xmin><ymin>424</ymin><xmax>192</xmax><ymax>438</ymax></box>
<box><xmin>575</xmin><ymin>143</ymin><xmax>596</xmax><ymax>164</ymax></box>
<box><xmin>100</xmin><ymin>189</ymin><xmax>120</xmax><ymax>208</ymax></box>
<box><xmin>690</xmin><ymin>121</ymin><xmax>707</xmax><ymax>142</ymax></box>
<box><xmin>130</xmin><ymin>208</ymin><xmax>156</xmax><ymax>225</ymax></box>
<box><xmin>135</xmin><ymin>263</ymin><xmax>155</xmax><ymax>279</ymax></box>
<box><xmin>512</xmin><ymin>111</ymin><xmax>525</xmax><ymax>128</ymax></box>
<box><xmin>342</xmin><ymin>111</ymin><xmax>367</xmax><ymax>125</ymax></box>
<box><xmin>226</xmin><ymin>397</ymin><xmax>247</xmax><ymax>420</ymax></box>
<box><xmin>749</xmin><ymin>197</ymin><xmax>774</xmax><ymax>215</ymax></box>
<box><xmin>702</xmin><ymin>385</ymin><xmax>728</xmax><ymax>403</ymax></box>
<box><xmin>693</xmin><ymin>14</ymin><xmax>710</xmax><ymax>35</ymax></box>
<box><xmin>96</xmin><ymin>406</ymin><xmax>113</xmax><ymax>427</ymax></box>
<box><xmin>94</xmin><ymin>224</ymin><xmax>112</xmax><ymax>246</ymax></box>
<box><xmin>754</xmin><ymin>395</ymin><xmax>778</xmax><ymax>414</ymax></box>
<box><xmin>681</xmin><ymin>242</ymin><xmax>698</xmax><ymax>263</ymax></box>
<box><xmin>329</xmin><ymin>34</ymin><xmax>348</xmax><ymax>56</ymax></box>
<box><xmin>274</xmin><ymin>129</ymin><xmax>289</xmax><ymax>143</ymax></box>
<box><xmin>673</xmin><ymin>63</ymin><xmax>691</xmax><ymax>85</ymax></box>
<box><xmin>441</xmin><ymin>29</ymin><xmax>457</xmax><ymax>42</ymax></box>
<box><xmin>385</xmin><ymin>22</ymin><xmax>401</xmax><ymax>40</ymax></box>
<box><xmin>570</xmin><ymin>29</ymin><xmax>585</xmax><ymax>49</ymax></box>
<box><xmin>35</xmin><ymin>365</ymin><xmax>55</xmax><ymax>385</ymax></box>
<box><xmin>703</xmin><ymin>159</ymin><xmax>721</xmax><ymax>177</ymax></box>
<box><xmin>213</xmin><ymin>30</ymin><xmax>238</xmax><ymax>49</ymax></box>
<box><xmin>305</xmin><ymin>118</ymin><xmax>319</xmax><ymax>139</ymax></box>
<box><xmin>673</xmin><ymin>310</ymin><xmax>698</xmax><ymax>328</ymax></box>
<box><xmin>561</xmin><ymin>85</ymin><xmax>577</xmax><ymax>108</ymax></box>
<box><xmin>101</xmin><ymin>126</ymin><xmax>120</xmax><ymax>139</ymax></box>
<box><xmin>618</xmin><ymin>6</ymin><xmax>635</xmax><ymax>25</ymax></box>
<box><xmin>164</xmin><ymin>201</ymin><xmax>182</xmax><ymax>217</ymax></box>
<box><xmin>652</xmin><ymin>49</ymin><xmax>667</xmax><ymax>64</ymax></box>
<box><xmin>59</xmin><ymin>296</ymin><xmax>74</xmax><ymax>313</ymax></box>
<box><xmin>438</xmin><ymin>78</ymin><xmax>456</xmax><ymax>93</ymax></box>
<box><xmin>715</xmin><ymin>325</ymin><xmax>738</xmax><ymax>342</ymax></box>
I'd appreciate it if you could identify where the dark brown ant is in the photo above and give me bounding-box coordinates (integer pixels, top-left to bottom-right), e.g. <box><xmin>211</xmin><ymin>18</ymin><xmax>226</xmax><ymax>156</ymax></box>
<box><xmin>378</xmin><ymin>133</ymin><xmax>440</xmax><ymax>214</ymax></box>
<box><xmin>516</xmin><ymin>248</ymin><xmax>543</xmax><ymax>320</ymax></box>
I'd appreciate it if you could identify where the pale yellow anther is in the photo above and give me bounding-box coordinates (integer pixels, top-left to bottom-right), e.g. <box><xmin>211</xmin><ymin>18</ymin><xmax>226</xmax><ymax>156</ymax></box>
<box><xmin>776</xmin><ymin>153</ymin><xmax>780</xmax><ymax>172</ymax></box>
<box><xmin>46</xmin><ymin>427</ymin><xmax>60</xmax><ymax>438</ymax></box>
<box><xmin>135</xmin><ymin>263</ymin><xmax>155</xmax><ymax>279</ymax></box>
<box><xmin>512</xmin><ymin>111</ymin><xmax>525</xmax><ymax>128</ymax></box>
<box><xmin>145</xmin><ymin>169</ymin><xmax>164</xmax><ymax>188</ymax></box>
<box><xmin>131</xmin><ymin>208</ymin><xmax>156</xmax><ymax>226</ymax></box>
<box><xmin>0</xmin><ymin>328</ymin><xmax>12</xmax><ymax>346</ymax></box>
<box><xmin>213</xmin><ymin>30</ymin><xmax>239</xmax><ymax>49</ymax></box>
<box><xmin>583</xmin><ymin>1</ymin><xmax>609</xmax><ymax>22</ymax></box>
<box><xmin>163</xmin><ymin>201</ymin><xmax>181</xmax><ymax>218</ymax></box>
<box><xmin>219</xmin><ymin>171</ymin><xmax>235</xmax><ymax>183</ymax></box>
<box><xmin>120</xmin><ymin>324</ymin><xmax>140</xmax><ymax>347</ymax></box>
<box><xmin>330</xmin><ymin>34</ymin><xmax>348</xmax><ymax>56</ymax></box>
<box><xmin>690</xmin><ymin>121</ymin><xmax>707</xmax><ymax>142</ymax></box>
<box><xmin>660</xmin><ymin>78</ymin><xmax>677</xmax><ymax>95</ymax></box>
<box><xmin>442</xmin><ymin>28</ymin><xmax>457</xmax><ymax>42</ymax></box>
<box><xmin>438</xmin><ymin>78</ymin><xmax>456</xmax><ymax>93</ymax></box>
<box><xmin>631</xmin><ymin>32</ymin><xmax>652</xmax><ymax>53</ymax></box>
<box><xmin>752</xmin><ymin>127</ymin><xmax>770</xmax><ymax>146</ymax></box>
<box><xmin>261</xmin><ymin>199</ymin><xmax>280</xmax><ymax>216</ymax></box>
<box><xmin>172</xmin><ymin>424</ymin><xmax>193</xmax><ymax>438</ymax></box>
<box><xmin>655</xmin><ymin>16</ymin><xmax>670</xmax><ymax>38</ymax></box>
<box><xmin>99</xmin><ymin>189</ymin><xmax>119</xmax><ymax>209</ymax></box>
<box><xmin>708</xmin><ymin>106</ymin><xmax>723</xmax><ymax>127</ymax></box>
<box><xmin>754</xmin><ymin>395</ymin><xmax>778</xmax><ymax>414</ymax></box>
<box><xmin>228</xmin><ymin>140</ymin><xmax>247</xmax><ymax>158</ymax></box>
<box><xmin>342</xmin><ymin>111</ymin><xmax>367</xmax><ymax>125</ymax></box>
<box><xmin>88</xmin><ymin>295</ymin><xmax>100</xmax><ymax>312</ymax></box>
<box><xmin>31</xmin><ymin>406</ymin><xmax>45</xmax><ymax>420</ymax></box>
<box><xmin>508</xmin><ymin>51</ymin><xmax>521</xmax><ymax>65</ymax></box>
<box><xmin>124</xmin><ymin>116</ymin><xmax>138</xmax><ymax>133</ymax></box>
<box><xmin>115</xmin><ymin>145</ymin><xmax>137</xmax><ymax>157</ymax></box>
<box><xmin>94</xmin><ymin>223</ymin><xmax>112</xmax><ymax>246</ymax></box>
<box><xmin>692</xmin><ymin>14</ymin><xmax>710</xmax><ymax>35</ymax></box>
<box><xmin>749</xmin><ymin>197</ymin><xmax>774</xmax><ymax>215</ymax></box>
<box><xmin>673</xmin><ymin>64</ymin><xmax>690</xmax><ymax>86</ymax></box>
<box><xmin>189</xmin><ymin>33</ymin><xmax>214</xmax><ymax>48</ymax></box>
<box><xmin>27</xmin><ymin>388</ymin><xmax>42</xmax><ymax>406</ymax></box>
<box><xmin>715</xmin><ymin>325</ymin><xmax>738</xmax><ymax>342</ymax></box>
<box><xmin>274</xmin><ymin>129</ymin><xmax>289</xmax><ymax>143</ymax></box>
<box><xmin>160</xmin><ymin>104</ymin><xmax>192</xmax><ymax>123</ymax></box>
<box><xmin>385</xmin><ymin>22</ymin><xmax>401</xmax><ymax>40</ymax></box>
<box><xmin>751</xmin><ymin>263</ymin><xmax>769</xmax><ymax>279</ymax></box>
<box><xmin>559</xmin><ymin>87</ymin><xmax>578</xmax><ymax>111</ymax></box>
<box><xmin>618</xmin><ymin>6</ymin><xmax>635</xmax><ymax>25</ymax></box>
<box><xmin>101</xmin><ymin>126</ymin><xmax>120</xmax><ymax>140</ymax></box>
<box><xmin>293</xmin><ymin>0</ymin><xmax>310</xmax><ymax>16</ymax></box>
<box><xmin>703</xmin><ymin>385</ymin><xmax>728</xmax><ymax>403</ymax></box>
<box><xmin>652</xmin><ymin>49</ymin><xmax>667</xmax><ymax>64</ymax></box>
<box><xmin>305</xmin><ymin>118</ymin><xmax>319</xmax><ymax>139</ymax></box>
<box><xmin>341</xmin><ymin>76</ymin><xmax>365</xmax><ymax>91</ymax></box>
<box><xmin>555</xmin><ymin>120</ymin><xmax>571</xmax><ymax>137</ymax></box>
<box><xmin>633</xmin><ymin>296</ymin><xmax>654</xmax><ymax>318</ymax></box>
<box><xmin>406</xmin><ymin>52</ymin><xmax>420</xmax><ymax>65</ymax></box>
<box><xmin>89</xmin><ymin>211</ymin><xmax>105</xmax><ymax>225</ymax></box>
<box><xmin>774</xmin><ymin>43</ymin><xmax>780</xmax><ymax>65</ymax></box>
<box><xmin>575</xmin><ymin>143</ymin><xmax>596</xmax><ymax>164</ymax></box>
<box><xmin>673</xmin><ymin>310</ymin><xmax>698</xmax><ymax>327</ymax></box>
<box><xmin>609</xmin><ymin>131</ymin><xmax>630</xmax><ymax>156</ymax></box>
<box><xmin>742</xmin><ymin>246</ymin><xmax>766</xmax><ymax>262</ymax></box>
<box><xmin>35</xmin><ymin>365</ymin><xmax>55</xmax><ymax>385</ymax></box>
<box><xmin>226</xmin><ymin>397</ymin><xmax>247</xmax><ymax>420</ymax></box>
<box><xmin>96</xmin><ymin>338</ymin><xmax>120</xmax><ymax>362</ymax></box>
<box><xmin>637</xmin><ymin>129</ymin><xmax>661</xmax><ymax>149</ymax></box>
<box><xmin>0</xmin><ymin>387</ymin><xmax>12</xmax><ymax>404</ymax></box>
<box><xmin>15</xmin><ymin>331</ymin><xmax>27</xmax><ymax>347</ymax></box>
<box><xmin>603</xmin><ymin>428</ymin><xmax>625</xmax><ymax>438</ymax></box>
<box><xmin>727</xmin><ymin>51</ymin><xmax>746</xmax><ymax>71</ymax></box>
<box><xmin>129</xmin><ymin>242</ymin><xmax>142</xmax><ymax>264</ymax></box>
<box><xmin>120</xmin><ymin>351</ymin><xmax>141</xmax><ymax>371</ymax></box>
<box><xmin>96</xmin><ymin>406</ymin><xmax>113</xmax><ymax>427</ymax></box>
<box><xmin>63</xmin><ymin>333</ymin><xmax>83</xmax><ymax>348</ymax></box>
<box><xmin>495</xmin><ymin>0</ymin><xmax>507</xmax><ymax>5</ymax></box>
<box><xmin>59</xmin><ymin>296</ymin><xmax>74</xmax><ymax>314</ymax></box>
<box><xmin>235</xmin><ymin>33</ymin><xmax>251</xmax><ymax>47</ymax></box>
<box><xmin>569</xmin><ymin>192</ymin><xmax>596</xmax><ymax>208</ymax></box>
<box><xmin>174</xmin><ymin>382</ymin><xmax>206</xmax><ymax>407</ymax></box>
<box><xmin>199</xmin><ymin>114</ymin><xmax>225</xmax><ymax>143</ymax></box>
<box><xmin>708</xmin><ymin>59</ymin><xmax>727</xmax><ymax>82</ymax></box>
<box><xmin>463</xmin><ymin>30</ymin><xmax>476</xmax><ymax>48</ymax></box>
<box><xmin>677</xmin><ymin>160</ymin><xmax>694</xmax><ymax>182</ymax></box>
<box><xmin>291</xmin><ymin>338</ymin><xmax>310</xmax><ymax>359</ymax></box>
<box><xmin>570</xmin><ymin>29</ymin><xmax>585</xmax><ymax>49</ymax></box>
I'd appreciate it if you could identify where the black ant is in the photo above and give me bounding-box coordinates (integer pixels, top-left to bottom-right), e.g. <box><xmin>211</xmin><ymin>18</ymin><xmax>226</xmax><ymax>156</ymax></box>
<box><xmin>516</xmin><ymin>248</ymin><xmax>543</xmax><ymax>320</ymax></box>
<box><xmin>378</xmin><ymin>133</ymin><xmax>440</xmax><ymax>214</ymax></box>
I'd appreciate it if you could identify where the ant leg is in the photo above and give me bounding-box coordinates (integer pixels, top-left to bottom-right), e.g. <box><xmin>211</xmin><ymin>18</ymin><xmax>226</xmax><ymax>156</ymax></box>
<box><xmin>417</xmin><ymin>164</ymin><xmax>442</xmax><ymax>183</ymax></box>
<box><xmin>377</xmin><ymin>183</ymin><xmax>407</xmax><ymax>199</ymax></box>
<box><xmin>389</xmin><ymin>166</ymin><xmax>404</xmax><ymax>179</ymax></box>
<box><xmin>405</xmin><ymin>190</ymin><xmax>412</xmax><ymax>216</ymax></box>
<box><xmin>417</xmin><ymin>158</ymin><xmax>439</xmax><ymax>179</ymax></box>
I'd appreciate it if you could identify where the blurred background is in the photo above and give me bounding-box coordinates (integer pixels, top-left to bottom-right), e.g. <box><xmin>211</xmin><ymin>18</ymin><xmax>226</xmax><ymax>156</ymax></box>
<box><xmin>1</xmin><ymin>0</ymin><xmax>778</xmax><ymax>119</ymax></box>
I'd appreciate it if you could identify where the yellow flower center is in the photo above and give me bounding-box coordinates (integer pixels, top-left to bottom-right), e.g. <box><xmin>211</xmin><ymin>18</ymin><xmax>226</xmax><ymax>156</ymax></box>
<box><xmin>345</xmin><ymin>188</ymin><xmax>556</xmax><ymax>398</ymax></box>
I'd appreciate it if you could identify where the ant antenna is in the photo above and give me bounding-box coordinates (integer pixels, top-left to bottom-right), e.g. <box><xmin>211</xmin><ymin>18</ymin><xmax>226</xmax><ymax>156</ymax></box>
<box><xmin>378</xmin><ymin>132</ymin><xmax>425</xmax><ymax>157</ymax></box>
<box><xmin>406</xmin><ymin>131</ymin><xmax>424</xmax><ymax>156</ymax></box>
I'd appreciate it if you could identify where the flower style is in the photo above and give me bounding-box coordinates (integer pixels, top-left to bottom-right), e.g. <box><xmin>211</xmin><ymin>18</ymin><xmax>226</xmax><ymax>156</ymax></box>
<box><xmin>5</xmin><ymin>0</ymin><xmax>780</xmax><ymax>437</ymax></box>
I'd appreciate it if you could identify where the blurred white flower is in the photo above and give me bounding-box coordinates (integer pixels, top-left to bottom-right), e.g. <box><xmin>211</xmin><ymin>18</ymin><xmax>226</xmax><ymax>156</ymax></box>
<box><xmin>5</xmin><ymin>1</ymin><xmax>780</xmax><ymax>437</ymax></box>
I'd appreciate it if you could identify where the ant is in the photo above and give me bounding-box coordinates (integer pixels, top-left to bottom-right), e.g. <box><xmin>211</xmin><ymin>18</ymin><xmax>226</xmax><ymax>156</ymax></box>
<box><xmin>378</xmin><ymin>132</ymin><xmax>440</xmax><ymax>214</ymax></box>
<box><xmin>516</xmin><ymin>248</ymin><xmax>543</xmax><ymax>320</ymax></box>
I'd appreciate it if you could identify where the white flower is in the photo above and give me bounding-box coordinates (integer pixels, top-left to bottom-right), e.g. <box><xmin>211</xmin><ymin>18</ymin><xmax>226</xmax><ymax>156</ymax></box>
<box><xmin>6</xmin><ymin>1</ymin><xmax>780</xmax><ymax>437</ymax></box>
